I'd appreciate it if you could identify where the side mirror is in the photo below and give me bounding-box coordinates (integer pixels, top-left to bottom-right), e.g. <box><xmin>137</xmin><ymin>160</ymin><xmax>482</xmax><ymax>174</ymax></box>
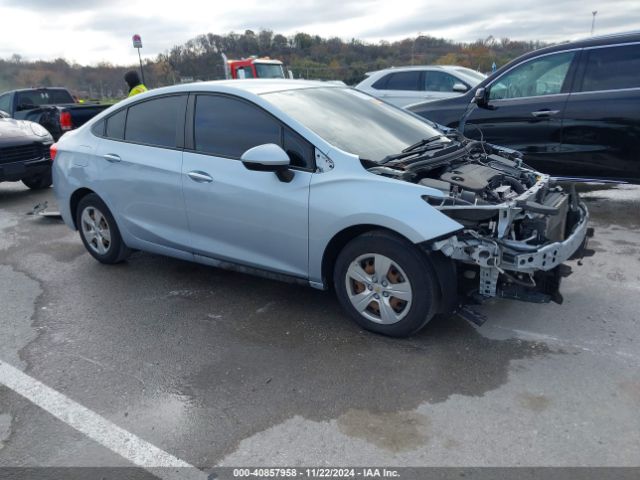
<box><xmin>0</xmin><ymin>110</ymin><xmax>9</xmax><ymax>119</ymax></box>
<box><xmin>241</xmin><ymin>143</ymin><xmax>294</xmax><ymax>182</ymax></box>
<box><xmin>452</xmin><ymin>82</ymin><xmax>468</xmax><ymax>93</ymax></box>
<box><xmin>473</xmin><ymin>87</ymin><xmax>492</xmax><ymax>109</ymax></box>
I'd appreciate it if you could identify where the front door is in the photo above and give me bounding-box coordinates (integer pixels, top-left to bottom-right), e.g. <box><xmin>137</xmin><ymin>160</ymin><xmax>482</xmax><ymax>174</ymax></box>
<box><xmin>464</xmin><ymin>50</ymin><xmax>578</xmax><ymax>173</ymax></box>
<box><xmin>181</xmin><ymin>94</ymin><xmax>314</xmax><ymax>278</ymax></box>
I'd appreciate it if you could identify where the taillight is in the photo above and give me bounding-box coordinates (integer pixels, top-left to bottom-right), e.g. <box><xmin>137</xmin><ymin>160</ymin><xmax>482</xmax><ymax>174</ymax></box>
<box><xmin>59</xmin><ymin>111</ymin><xmax>73</xmax><ymax>131</ymax></box>
<box><xmin>50</xmin><ymin>143</ymin><xmax>58</xmax><ymax>161</ymax></box>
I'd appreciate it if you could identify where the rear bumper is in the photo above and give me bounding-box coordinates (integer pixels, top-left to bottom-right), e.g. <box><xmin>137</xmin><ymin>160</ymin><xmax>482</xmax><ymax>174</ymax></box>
<box><xmin>0</xmin><ymin>157</ymin><xmax>51</xmax><ymax>182</ymax></box>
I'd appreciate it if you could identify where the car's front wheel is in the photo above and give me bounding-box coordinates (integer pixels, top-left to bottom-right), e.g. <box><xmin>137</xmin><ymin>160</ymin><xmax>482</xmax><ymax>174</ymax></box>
<box><xmin>76</xmin><ymin>194</ymin><xmax>130</xmax><ymax>264</ymax></box>
<box><xmin>334</xmin><ymin>230</ymin><xmax>439</xmax><ymax>337</ymax></box>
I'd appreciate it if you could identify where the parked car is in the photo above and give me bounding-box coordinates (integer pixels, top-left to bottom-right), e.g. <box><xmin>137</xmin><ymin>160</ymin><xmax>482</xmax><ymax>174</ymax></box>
<box><xmin>52</xmin><ymin>80</ymin><xmax>589</xmax><ymax>337</ymax></box>
<box><xmin>355</xmin><ymin>66</ymin><xmax>486</xmax><ymax>107</ymax></box>
<box><xmin>0</xmin><ymin>114</ymin><xmax>54</xmax><ymax>189</ymax></box>
<box><xmin>0</xmin><ymin>87</ymin><xmax>110</xmax><ymax>141</ymax></box>
<box><xmin>408</xmin><ymin>31</ymin><xmax>640</xmax><ymax>183</ymax></box>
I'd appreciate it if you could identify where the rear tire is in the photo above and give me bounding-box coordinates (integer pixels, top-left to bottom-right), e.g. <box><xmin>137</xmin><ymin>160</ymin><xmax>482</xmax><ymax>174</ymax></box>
<box><xmin>333</xmin><ymin>230</ymin><xmax>439</xmax><ymax>337</ymax></box>
<box><xmin>22</xmin><ymin>171</ymin><xmax>52</xmax><ymax>190</ymax></box>
<box><xmin>76</xmin><ymin>194</ymin><xmax>130</xmax><ymax>264</ymax></box>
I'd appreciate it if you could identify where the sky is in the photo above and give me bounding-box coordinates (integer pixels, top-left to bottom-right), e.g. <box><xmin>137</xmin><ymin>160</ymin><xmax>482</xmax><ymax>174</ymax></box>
<box><xmin>1</xmin><ymin>0</ymin><xmax>639</xmax><ymax>65</ymax></box>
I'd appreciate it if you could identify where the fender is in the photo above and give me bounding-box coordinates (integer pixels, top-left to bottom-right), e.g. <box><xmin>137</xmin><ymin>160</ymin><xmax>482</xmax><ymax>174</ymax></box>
<box><xmin>308</xmin><ymin>149</ymin><xmax>463</xmax><ymax>286</ymax></box>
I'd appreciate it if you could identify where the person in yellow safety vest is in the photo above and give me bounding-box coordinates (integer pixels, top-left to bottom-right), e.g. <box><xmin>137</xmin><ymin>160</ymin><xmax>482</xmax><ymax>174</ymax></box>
<box><xmin>124</xmin><ymin>70</ymin><xmax>148</xmax><ymax>97</ymax></box>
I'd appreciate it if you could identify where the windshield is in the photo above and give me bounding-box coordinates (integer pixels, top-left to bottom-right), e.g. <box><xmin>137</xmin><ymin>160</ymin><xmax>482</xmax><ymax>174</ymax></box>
<box><xmin>263</xmin><ymin>87</ymin><xmax>443</xmax><ymax>161</ymax></box>
<box><xmin>255</xmin><ymin>63</ymin><xmax>285</xmax><ymax>79</ymax></box>
<box><xmin>16</xmin><ymin>89</ymin><xmax>74</xmax><ymax>107</ymax></box>
<box><xmin>455</xmin><ymin>68</ymin><xmax>486</xmax><ymax>83</ymax></box>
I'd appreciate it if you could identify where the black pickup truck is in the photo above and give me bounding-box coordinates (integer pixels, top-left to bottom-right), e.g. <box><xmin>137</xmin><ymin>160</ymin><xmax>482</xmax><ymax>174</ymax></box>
<box><xmin>0</xmin><ymin>87</ymin><xmax>110</xmax><ymax>141</ymax></box>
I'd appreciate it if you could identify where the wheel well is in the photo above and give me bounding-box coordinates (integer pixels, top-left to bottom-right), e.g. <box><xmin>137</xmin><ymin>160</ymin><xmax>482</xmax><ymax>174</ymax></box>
<box><xmin>321</xmin><ymin>225</ymin><xmax>404</xmax><ymax>290</ymax></box>
<box><xmin>69</xmin><ymin>188</ymin><xmax>95</xmax><ymax>229</ymax></box>
<box><xmin>322</xmin><ymin>226</ymin><xmax>458</xmax><ymax>314</ymax></box>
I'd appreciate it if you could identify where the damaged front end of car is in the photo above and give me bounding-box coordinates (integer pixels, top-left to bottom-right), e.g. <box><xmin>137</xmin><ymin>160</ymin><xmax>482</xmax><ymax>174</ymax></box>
<box><xmin>366</xmin><ymin>135</ymin><xmax>593</xmax><ymax>309</ymax></box>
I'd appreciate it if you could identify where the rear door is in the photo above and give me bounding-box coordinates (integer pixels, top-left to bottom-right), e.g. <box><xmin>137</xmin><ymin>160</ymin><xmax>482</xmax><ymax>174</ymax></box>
<box><xmin>464</xmin><ymin>50</ymin><xmax>578</xmax><ymax>172</ymax></box>
<box><xmin>559</xmin><ymin>42</ymin><xmax>640</xmax><ymax>181</ymax></box>
<box><xmin>181</xmin><ymin>94</ymin><xmax>313</xmax><ymax>277</ymax></box>
<box><xmin>94</xmin><ymin>94</ymin><xmax>192</xmax><ymax>252</ymax></box>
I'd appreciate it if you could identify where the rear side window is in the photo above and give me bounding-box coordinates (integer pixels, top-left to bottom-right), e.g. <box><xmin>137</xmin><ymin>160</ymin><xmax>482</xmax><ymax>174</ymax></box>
<box><xmin>579</xmin><ymin>44</ymin><xmax>640</xmax><ymax>92</ymax></box>
<box><xmin>0</xmin><ymin>94</ymin><xmax>10</xmax><ymax>113</ymax></box>
<box><xmin>194</xmin><ymin>95</ymin><xmax>281</xmax><ymax>158</ymax></box>
<box><xmin>105</xmin><ymin>109</ymin><xmax>126</xmax><ymax>139</ymax></box>
<box><xmin>384</xmin><ymin>71</ymin><xmax>421</xmax><ymax>91</ymax></box>
<box><xmin>125</xmin><ymin>95</ymin><xmax>184</xmax><ymax>148</ymax></box>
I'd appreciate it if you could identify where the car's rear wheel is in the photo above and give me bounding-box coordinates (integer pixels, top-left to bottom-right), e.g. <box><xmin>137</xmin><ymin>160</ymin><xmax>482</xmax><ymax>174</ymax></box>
<box><xmin>22</xmin><ymin>171</ymin><xmax>52</xmax><ymax>190</ymax></box>
<box><xmin>76</xmin><ymin>194</ymin><xmax>130</xmax><ymax>264</ymax></box>
<box><xmin>334</xmin><ymin>230</ymin><xmax>438</xmax><ymax>337</ymax></box>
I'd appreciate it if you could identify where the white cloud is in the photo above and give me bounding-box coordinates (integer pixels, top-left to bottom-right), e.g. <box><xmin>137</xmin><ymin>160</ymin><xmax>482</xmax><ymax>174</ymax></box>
<box><xmin>0</xmin><ymin>0</ymin><xmax>638</xmax><ymax>65</ymax></box>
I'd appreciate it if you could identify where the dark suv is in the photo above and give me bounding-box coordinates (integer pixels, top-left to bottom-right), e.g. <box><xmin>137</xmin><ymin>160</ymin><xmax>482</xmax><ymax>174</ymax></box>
<box><xmin>408</xmin><ymin>31</ymin><xmax>640</xmax><ymax>183</ymax></box>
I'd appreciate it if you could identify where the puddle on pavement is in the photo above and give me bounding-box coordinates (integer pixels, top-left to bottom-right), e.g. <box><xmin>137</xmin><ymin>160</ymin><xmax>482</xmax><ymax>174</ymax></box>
<box><xmin>337</xmin><ymin>409</ymin><xmax>430</xmax><ymax>452</ymax></box>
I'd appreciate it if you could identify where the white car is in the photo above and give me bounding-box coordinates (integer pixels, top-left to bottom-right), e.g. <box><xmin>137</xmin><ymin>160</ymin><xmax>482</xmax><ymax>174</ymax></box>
<box><xmin>356</xmin><ymin>65</ymin><xmax>486</xmax><ymax>108</ymax></box>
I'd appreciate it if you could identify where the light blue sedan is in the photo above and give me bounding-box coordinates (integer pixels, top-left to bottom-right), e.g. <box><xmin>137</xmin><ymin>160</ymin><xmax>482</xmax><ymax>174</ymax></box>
<box><xmin>52</xmin><ymin>80</ymin><xmax>589</xmax><ymax>336</ymax></box>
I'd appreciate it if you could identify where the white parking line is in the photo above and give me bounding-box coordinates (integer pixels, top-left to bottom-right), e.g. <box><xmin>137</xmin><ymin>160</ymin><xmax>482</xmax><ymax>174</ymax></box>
<box><xmin>0</xmin><ymin>360</ymin><xmax>209</xmax><ymax>480</ymax></box>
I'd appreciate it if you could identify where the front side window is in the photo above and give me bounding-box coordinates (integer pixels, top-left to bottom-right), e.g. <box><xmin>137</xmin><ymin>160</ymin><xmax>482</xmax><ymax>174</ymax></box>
<box><xmin>238</xmin><ymin>67</ymin><xmax>255</xmax><ymax>79</ymax></box>
<box><xmin>580</xmin><ymin>44</ymin><xmax>640</xmax><ymax>92</ymax></box>
<box><xmin>125</xmin><ymin>95</ymin><xmax>183</xmax><ymax>148</ymax></box>
<box><xmin>194</xmin><ymin>95</ymin><xmax>281</xmax><ymax>158</ymax></box>
<box><xmin>489</xmin><ymin>51</ymin><xmax>576</xmax><ymax>100</ymax></box>
<box><xmin>424</xmin><ymin>71</ymin><xmax>460</xmax><ymax>92</ymax></box>
<box><xmin>384</xmin><ymin>71</ymin><xmax>421</xmax><ymax>91</ymax></box>
<box><xmin>264</xmin><ymin>87</ymin><xmax>444</xmax><ymax>162</ymax></box>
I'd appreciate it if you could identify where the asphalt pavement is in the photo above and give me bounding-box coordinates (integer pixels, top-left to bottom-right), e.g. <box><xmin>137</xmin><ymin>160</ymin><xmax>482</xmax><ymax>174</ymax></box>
<box><xmin>0</xmin><ymin>181</ymin><xmax>639</xmax><ymax>477</ymax></box>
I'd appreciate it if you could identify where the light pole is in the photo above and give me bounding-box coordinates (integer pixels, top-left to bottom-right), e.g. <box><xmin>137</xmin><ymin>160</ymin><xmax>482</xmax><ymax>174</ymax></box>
<box><xmin>591</xmin><ymin>11</ymin><xmax>598</xmax><ymax>36</ymax></box>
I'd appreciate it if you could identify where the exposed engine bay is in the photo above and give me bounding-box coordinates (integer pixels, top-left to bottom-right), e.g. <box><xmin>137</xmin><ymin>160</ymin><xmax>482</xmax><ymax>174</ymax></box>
<box><xmin>365</xmin><ymin>135</ymin><xmax>592</xmax><ymax>307</ymax></box>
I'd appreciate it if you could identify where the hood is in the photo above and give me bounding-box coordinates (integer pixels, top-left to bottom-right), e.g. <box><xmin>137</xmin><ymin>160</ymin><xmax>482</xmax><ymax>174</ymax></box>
<box><xmin>0</xmin><ymin>118</ymin><xmax>52</xmax><ymax>143</ymax></box>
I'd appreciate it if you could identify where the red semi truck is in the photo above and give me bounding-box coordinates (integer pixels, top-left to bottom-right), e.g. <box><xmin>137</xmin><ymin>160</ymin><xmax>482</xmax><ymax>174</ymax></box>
<box><xmin>221</xmin><ymin>54</ymin><xmax>290</xmax><ymax>79</ymax></box>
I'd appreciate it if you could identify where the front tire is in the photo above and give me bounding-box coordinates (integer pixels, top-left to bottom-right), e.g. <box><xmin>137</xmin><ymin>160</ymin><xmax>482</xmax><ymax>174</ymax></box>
<box><xmin>22</xmin><ymin>171</ymin><xmax>52</xmax><ymax>190</ymax></box>
<box><xmin>76</xmin><ymin>194</ymin><xmax>130</xmax><ymax>264</ymax></box>
<box><xmin>334</xmin><ymin>230</ymin><xmax>439</xmax><ymax>337</ymax></box>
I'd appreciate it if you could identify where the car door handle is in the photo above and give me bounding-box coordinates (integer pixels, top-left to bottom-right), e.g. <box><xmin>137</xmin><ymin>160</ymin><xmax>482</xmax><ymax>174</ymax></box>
<box><xmin>531</xmin><ymin>109</ymin><xmax>560</xmax><ymax>118</ymax></box>
<box><xmin>187</xmin><ymin>171</ymin><xmax>213</xmax><ymax>183</ymax></box>
<box><xmin>103</xmin><ymin>153</ymin><xmax>121</xmax><ymax>163</ymax></box>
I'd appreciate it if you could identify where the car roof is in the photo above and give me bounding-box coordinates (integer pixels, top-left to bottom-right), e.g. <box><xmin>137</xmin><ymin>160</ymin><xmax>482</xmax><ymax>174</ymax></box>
<box><xmin>508</xmin><ymin>30</ymin><xmax>640</xmax><ymax>62</ymax></box>
<box><xmin>144</xmin><ymin>79</ymin><xmax>340</xmax><ymax>97</ymax></box>
<box><xmin>365</xmin><ymin>65</ymin><xmax>476</xmax><ymax>76</ymax></box>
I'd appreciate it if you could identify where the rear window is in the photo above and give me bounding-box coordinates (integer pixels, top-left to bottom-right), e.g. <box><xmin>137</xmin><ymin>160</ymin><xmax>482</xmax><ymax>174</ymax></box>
<box><xmin>16</xmin><ymin>89</ymin><xmax>74</xmax><ymax>107</ymax></box>
<box><xmin>579</xmin><ymin>44</ymin><xmax>640</xmax><ymax>92</ymax></box>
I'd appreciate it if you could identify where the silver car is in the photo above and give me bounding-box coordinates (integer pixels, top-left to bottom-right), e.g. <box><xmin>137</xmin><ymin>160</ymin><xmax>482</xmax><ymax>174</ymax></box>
<box><xmin>355</xmin><ymin>65</ymin><xmax>486</xmax><ymax>108</ymax></box>
<box><xmin>52</xmin><ymin>80</ymin><xmax>590</xmax><ymax>337</ymax></box>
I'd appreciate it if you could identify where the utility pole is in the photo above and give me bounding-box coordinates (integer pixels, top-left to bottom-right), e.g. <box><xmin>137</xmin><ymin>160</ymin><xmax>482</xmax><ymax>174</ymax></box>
<box><xmin>591</xmin><ymin>11</ymin><xmax>598</xmax><ymax>36</ymax></box>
